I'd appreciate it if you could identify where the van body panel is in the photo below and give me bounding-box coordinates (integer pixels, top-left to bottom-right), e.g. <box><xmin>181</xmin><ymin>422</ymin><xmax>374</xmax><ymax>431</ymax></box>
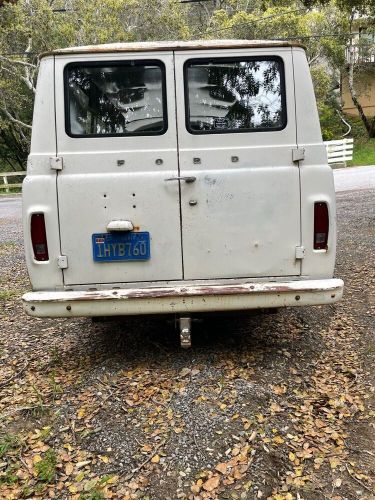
<box><xmin>22</xmin><ymin>174</ymin><xmax>63</xmax><ymax>290</ymax></box>
<box><xmin>299</xmin><ymin>165</ymin><xmax>336</xmax><ymax>278</ymax></box>
<box><xmin>54</xmin><ymin>53</ymin><xmax>184</xmax><ymax>285</ymax></box>
<box><xmin>174</xmin><ymin>48</ymin><xmax>301</xmax><ymax>279</ymax></box>
<box><xmin>29</xmin><ymin>57</ymin><xmax>56</xmax><ymax>156</ymax></box>
<box><xmin>292</xmin><ymin>47</ymin><xmax>336</xmax><ymax>279</ymax></box>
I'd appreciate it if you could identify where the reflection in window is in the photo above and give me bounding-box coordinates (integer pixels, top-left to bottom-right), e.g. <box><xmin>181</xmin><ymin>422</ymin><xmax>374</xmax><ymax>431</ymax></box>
<box><xmin>186</xmin><ymin>59</ymin><xmax>285</xmax><ymax>133</ymax></box>
<box><xmin>66</xmin><ymin>62</ymin><xmax>166</xmax><ymax>136</ymax></box>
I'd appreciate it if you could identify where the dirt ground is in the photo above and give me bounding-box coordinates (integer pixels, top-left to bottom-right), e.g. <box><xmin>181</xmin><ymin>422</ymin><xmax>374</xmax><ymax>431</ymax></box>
<box><xmin>0</xmin><ymin>189</ymin><xmax>374</xmax><ymax>500</ymax></box>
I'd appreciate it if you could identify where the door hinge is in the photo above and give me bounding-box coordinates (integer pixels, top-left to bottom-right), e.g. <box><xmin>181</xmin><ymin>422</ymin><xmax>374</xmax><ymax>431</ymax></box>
<box><xmin>50</xmin><ymin>156</ymin><xmax>63</xmax><ymax>171</ymax></box>
<box><xmin>292</xmin><ymin>148</ymin><xmax>305</xmax><ymax>163</ymax></box>
<box><xmin>57</xmin><ymin>255</ymin><xmax>68</xmax><ymax>269</ymax></box>
<box><xmin>295</xmin><ymin>246</ymin><xmax>305</xmax><ymax>260</ymax></box>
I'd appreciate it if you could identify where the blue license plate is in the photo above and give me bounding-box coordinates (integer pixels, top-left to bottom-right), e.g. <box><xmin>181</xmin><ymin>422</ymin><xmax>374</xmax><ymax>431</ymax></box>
<box><xmin>92</xmin><ymin>232</ymin><xmax>150</xmax><ymax>262</ymax></box>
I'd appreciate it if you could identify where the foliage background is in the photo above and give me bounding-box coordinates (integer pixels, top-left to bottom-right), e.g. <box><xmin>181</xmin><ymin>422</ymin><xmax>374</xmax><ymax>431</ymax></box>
<box><xmin>0</xmin><ymin>0</ymin><xmax>374</xmax><ymax>171</ymax></box>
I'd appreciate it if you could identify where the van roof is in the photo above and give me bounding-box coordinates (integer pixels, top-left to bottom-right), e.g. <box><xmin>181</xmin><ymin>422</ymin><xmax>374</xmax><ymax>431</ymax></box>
<box><xmin>42</xmin><ymin>39</ymin><xmax>305</xmax><ymax>58</ymax></box>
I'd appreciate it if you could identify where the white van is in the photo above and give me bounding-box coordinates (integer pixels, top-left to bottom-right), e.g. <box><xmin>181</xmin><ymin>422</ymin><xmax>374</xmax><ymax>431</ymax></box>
<box><xmin>22</xmin><ymin>40</ymin><xmax>343</xmax><ymax>346</ymax></box>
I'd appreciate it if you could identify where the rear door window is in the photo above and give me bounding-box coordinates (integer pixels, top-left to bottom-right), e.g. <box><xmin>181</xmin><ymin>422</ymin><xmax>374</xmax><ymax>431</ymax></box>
<box><xmin>65</xmin><ymin>60</ymin><xmax>167</xmax><ymax>137</ymax></box>
<box><xmin>185</xmin><ymin>57</ymin><xmax>286</xmax><ymax>134</ymax></box>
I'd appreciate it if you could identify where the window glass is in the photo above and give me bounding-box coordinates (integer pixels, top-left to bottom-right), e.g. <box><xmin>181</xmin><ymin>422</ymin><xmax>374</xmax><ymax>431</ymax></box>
<box><xmin>65</xmin><ymin>61</ymin><xmax>166</xmax><ymax>136</ymax></box>
<box><xmin>185</xmin><ymin>58</ymin><xmax>286</xmax><ymax>133</ymax></box>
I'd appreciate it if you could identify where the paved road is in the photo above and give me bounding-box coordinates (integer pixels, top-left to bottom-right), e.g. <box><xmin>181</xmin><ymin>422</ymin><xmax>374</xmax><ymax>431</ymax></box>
<box><xmin>0</xmin><ymin>196</ymin><xmax>22</xmax><ymax>219</ymax></box>
<box><xmin>0</xmin><ymin>166</ymin><xmax>374</xmax><ymax>220</ymax></box>
<box><xmin>334</xmin><ymin>165</ymin><xmax>375</xmax><ymax>192</ymax></box>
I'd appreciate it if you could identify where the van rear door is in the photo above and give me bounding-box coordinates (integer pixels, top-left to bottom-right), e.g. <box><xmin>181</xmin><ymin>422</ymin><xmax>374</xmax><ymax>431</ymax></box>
<box><xmin>174</xmin><ymin>49</ymin><xmax>301</xmax><ymax>280</ymax></box>
<box><xmin>55</xmin><ymin>53</ymin><xmax>183</xmax><ymax>286</ymax></box>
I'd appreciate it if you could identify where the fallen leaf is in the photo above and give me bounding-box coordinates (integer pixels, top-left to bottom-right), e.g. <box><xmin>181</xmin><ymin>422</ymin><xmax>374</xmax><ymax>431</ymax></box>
<box><xmin>215</xmin><ymin>462</ymin><xmax>228</xmax><ymax>475</ymax></box>
<box><xmin>248</xmin><ymin>431</ymin><xmax>257</xmax><ymax>442</ymax></box>
<box><xmin>329</xmin><ymin>457</ymin><xmax>341</xmax><ymax>470</ymax></box>
<box><xmin>270</xmin><ymin>402</ymin><xmax>282</xmax><ymax>413</ymax></box>
<box><xmin>294</xmin><ymin>467</ymin><xmax>303</xmax><ymax>477</ymax></box>
<box><xmin>272</xmin><ymin>385</ymin><xmax>287</xmax><ymax>395</ymax></box>
<box><xmin>191</xmin><ymin>483</ymin><xmax>201</xmax><ymax>494</ymax></box>
<box><xmin>77</xmin><ymin>408</ymin><xmax>86</xmax><ymax>419</ymax></box>
<box><xmin>84</xmin><ymin>479</ymin><xmax>98</xmax><ymax>492</ymax></box>
<box><xmin>203</xmin><ymin>475</ymin><xmax>220</xmax><ymax>492</ymax></box>
<box><xmin>76</xmin><ymin>471</ymin><xmax>85</xmax><ymax>482</ymax></box>
<box><xmin>65</xmin><ymin>463</ymin><xmax>74</xmax><ymax>476</ymax></box>
<box><xmin>151</xmin><ymin>454</ymin><xmax>160</xmax><ymax>464</ymax></box>
<box><xmin>76</xmin><ymin>460</ymin><xmax>91</xmax><ymax>469</ymax></box>
<box><xmin>33</xmin><ymin>454</ymin><xmax>42</xmax><ymax>464</ymax></box>
<box><xmin>243</xmin><ymin>420</ymin><xmax>251</xmax><ymax>430</ymax></box>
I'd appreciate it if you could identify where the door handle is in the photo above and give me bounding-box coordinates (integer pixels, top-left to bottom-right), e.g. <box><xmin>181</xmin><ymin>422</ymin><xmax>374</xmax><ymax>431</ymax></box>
<box><xmin>106</xmin><ymin>220</ymin><xmax>134</xmax><ymax>232</ymax></box>
<box><xmin>164</xmin><ymin>176</ymin><xmax>196</xmax><ymax>183</ymax></box>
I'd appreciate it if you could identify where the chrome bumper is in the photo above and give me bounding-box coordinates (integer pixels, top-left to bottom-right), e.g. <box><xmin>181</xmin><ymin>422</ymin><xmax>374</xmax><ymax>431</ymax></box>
<box><xmin>22</xmin><ymin>279</ymin><xmax>344</xmax><ymax>318</ymax></box>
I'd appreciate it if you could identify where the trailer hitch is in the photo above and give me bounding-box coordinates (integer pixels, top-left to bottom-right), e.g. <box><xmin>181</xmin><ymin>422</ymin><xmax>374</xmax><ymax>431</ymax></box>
<box><xmin>178</xmin><ymin>316</ymin><xmax>192</xmax><ymax>348</ymax></box>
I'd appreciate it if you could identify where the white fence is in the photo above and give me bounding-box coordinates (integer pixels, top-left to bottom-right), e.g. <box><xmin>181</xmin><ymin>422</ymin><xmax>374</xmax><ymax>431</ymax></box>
<box><xmin>0</xmin><ymin>171</ymin><xmax>26</xmax><ymax>193</ymax></box>
<box><xmin>324</xmin><ymin>138</ymin><xmax>354</xmax><ymax>166</ymax></box>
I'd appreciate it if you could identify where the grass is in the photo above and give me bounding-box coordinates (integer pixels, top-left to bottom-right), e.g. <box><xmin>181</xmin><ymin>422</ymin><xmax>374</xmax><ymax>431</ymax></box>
<box><xmin>0</xmin><ymin>434</ymin><xmax>20</xmax><ymax>459</ymax></box>
<box><xmin>0</xmin><ymin>290</ymin><xmax>17</xmax><ymax>301</ymax></box>
<box><xmin>348</xmin><ymin>138</ymin><xmax>375</xmax><ymax>167</ymax></box>
<box><xmin>35</xmin><ymin>450</ymin><xmax>57</xmax><ymax>483</ymax></box>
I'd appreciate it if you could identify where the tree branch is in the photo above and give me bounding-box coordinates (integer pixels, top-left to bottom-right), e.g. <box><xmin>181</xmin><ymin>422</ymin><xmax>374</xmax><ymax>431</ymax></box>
<box><xmin>0</xmin><ymin>55</ymin><xmax>37</xmax><ymax>69</ymax></box>
<box><xmin>308</xmin><ymin>49</ymin><xmax>322</xmax><ymax>67</ymax></box>
<box><xmin>0</xmin><ymin>64</ymin><xmax>36</xmax><ymax>93</ymax></box>
<box><xmin>1</xmin><ymin>106</ymin><xmax>32</xmax><ymax>130</ymax></box>
<box><xmin>24</xmin><ymin>38</ymin><xmax>37</xmax><ymax>94</ymax></box>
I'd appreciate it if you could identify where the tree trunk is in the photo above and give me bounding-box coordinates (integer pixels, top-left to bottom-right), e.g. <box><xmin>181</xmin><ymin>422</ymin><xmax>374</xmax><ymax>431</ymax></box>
<box><xmin>369</xmin><ymin>116</ymin><xmax>375</xmax><ymax>138</ymax></box>
<box><xmin>347</xmin><ymin>43</ymin><xmax>375</xmax><ymax>138</ymax></box>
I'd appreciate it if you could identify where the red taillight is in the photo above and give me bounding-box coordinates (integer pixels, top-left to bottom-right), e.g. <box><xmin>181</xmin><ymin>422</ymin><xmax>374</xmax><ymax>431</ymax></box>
<box><xmin>314</xmin><ymin>202</ymin><xmax>329</xmax><ymax>250</ymax></box>
<box><xmin>31</xmin><ymin>214</ymin><xmax>49</xmax><ymax>261</ymax></box>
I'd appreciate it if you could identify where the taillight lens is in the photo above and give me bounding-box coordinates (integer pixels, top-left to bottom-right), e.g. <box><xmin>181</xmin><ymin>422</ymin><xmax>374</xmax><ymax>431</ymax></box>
<box><xmin>314</xmin><ymin>202</ymin><xmax>329</xmax><ymax>250</ymax></box>
<box><xmin>31</xmin><ymin>214</ymin><xmax>49</xmax><ymax>261</ymax></box>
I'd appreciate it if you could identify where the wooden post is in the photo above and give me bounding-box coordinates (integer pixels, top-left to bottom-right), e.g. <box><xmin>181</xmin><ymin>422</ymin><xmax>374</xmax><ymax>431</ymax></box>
<box><xmin>3</xmin><ymin>175</ymin><xmax>9</xmax><ymax>194</ymax></box>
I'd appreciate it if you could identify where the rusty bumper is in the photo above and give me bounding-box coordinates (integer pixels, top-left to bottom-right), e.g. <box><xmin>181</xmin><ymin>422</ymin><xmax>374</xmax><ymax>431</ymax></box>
<box><xmin>22</xmin><ymin>279</ymin><xmax>344</xmax><ymax>318</ymax></box>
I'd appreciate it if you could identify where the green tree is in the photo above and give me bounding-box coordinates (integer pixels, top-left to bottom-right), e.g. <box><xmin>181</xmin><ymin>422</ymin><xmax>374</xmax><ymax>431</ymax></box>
<box><xmin>0</xmin><ymin>0</ymin><xmax>190</xmax><ymax>170</ymax></box>
<box><xmin>302</xmin><ymin>0</ymin><xmax>375</xmax><ymax>137</ymax></box>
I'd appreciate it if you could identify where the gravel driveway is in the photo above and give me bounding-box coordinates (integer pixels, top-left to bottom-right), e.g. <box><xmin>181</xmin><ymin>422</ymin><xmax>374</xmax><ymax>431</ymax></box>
<box><xmin>0</xmin><ymin>186</ymin><xmax>374</xmax><ymax>499</ymax></box>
